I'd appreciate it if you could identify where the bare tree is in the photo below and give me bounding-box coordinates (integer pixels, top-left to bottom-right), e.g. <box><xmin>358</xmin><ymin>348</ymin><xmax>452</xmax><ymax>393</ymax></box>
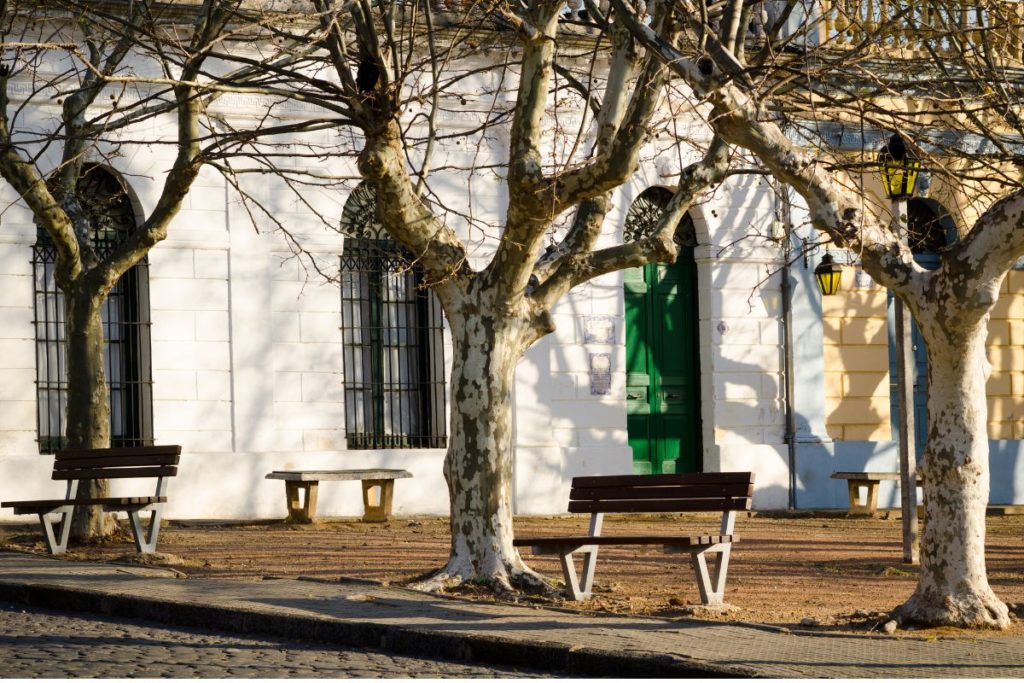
<box><xmin>609</xmin><ymin>0</ymin><xmax>1024</xmax><ymax>628</ymax></box>
<box><xmin>218</xmin><ymin>1</ymin><xmax>733</xmax><ymax>592</ymax></box>
<box><xmin>0</xmin><ymin>0</ymin><xmax>352</xmax><ymax>539</ymax></box>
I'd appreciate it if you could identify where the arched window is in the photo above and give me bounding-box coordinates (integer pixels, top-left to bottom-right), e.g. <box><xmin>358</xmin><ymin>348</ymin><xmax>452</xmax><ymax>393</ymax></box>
<box><xmin>339</xmin><ymin>183</ymin><xmax>446</xmax><ymax>449</ymax></box>
<box><xmin>32</xmin><ymin>164</ymin><xmax>153</xmax><ymax>453</ymax></box>
<box><xmin>622</xmin><ymin>186</ymin><xmax>698</xmax><ymax>247</ymax></box>
<box><xmin>906</xmin><ymin>198</ymin><xmax>957</xmax><ymax>255</ymax></box>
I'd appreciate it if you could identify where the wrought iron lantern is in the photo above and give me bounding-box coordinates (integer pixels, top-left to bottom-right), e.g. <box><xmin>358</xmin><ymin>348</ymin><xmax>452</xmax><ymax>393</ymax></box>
<box><xmin>814</xmin><ymin>252</ymin><xmax>843</xmax><ymax>296</ymax></box>
<box><xmin>878</xmin><ymin>132</ymin><xmax>920</xmax><ymax>199</ymax></box>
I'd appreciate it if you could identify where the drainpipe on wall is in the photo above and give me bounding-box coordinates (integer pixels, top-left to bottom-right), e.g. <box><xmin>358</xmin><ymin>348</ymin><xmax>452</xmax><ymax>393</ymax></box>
<box><xmin>777</xmin><ymin>183</ymin><xmax>798</xmax><ymax>510</ymax></box>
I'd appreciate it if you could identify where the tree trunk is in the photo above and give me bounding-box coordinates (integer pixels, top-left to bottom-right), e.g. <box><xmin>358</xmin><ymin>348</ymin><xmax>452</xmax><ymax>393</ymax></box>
<box><xmin>414</xmin><ymin>297</ymin><xmax>549</xmax><ymax>594</ymax></box>
<box><xmin>64</xmin><ymin>285</ymin><xmax>114</xmax><ymax>541</ymax></box>
<box><xmin>895</xmin><ymin>316</ymin><xmax>1010</xmax><ymax>628</ymax></box>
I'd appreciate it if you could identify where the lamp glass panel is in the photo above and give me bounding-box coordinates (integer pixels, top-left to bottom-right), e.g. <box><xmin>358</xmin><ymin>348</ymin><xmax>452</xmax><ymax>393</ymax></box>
<box><xmin>881</xmin><ymin>160</ymin><xmax>920</xmax><ymax>199</ymax></box>
<box><xmin>816</xmin><ymin>270</ymin><xmax>841</xmax><ymax>295</ymax></box>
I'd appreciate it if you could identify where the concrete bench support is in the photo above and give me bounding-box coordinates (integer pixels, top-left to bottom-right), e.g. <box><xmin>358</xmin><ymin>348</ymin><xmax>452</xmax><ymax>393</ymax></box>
<box><xmin>267</xmin><ymin>469</ymin><xmax>412</xmax><ymax>523</ymax></box>
<box><xmin>830</xmin><ymin>472</ymin><xmax>920</xmax><ymax>516</ymax></box>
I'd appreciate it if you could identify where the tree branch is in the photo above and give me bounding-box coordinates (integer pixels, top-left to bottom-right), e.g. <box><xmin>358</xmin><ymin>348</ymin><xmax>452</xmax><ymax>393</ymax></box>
<box><xmin>534</xmin><ymin>136</ymin><xmax>731</xmax><ymax>308</ymax></box>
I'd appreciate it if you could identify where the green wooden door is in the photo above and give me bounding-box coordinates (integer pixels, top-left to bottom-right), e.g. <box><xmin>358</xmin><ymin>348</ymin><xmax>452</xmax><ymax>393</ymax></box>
<box><xmin>625</xmin><ymin>246</ymin><xmax>702</xmax><ymax>474</ymax></box>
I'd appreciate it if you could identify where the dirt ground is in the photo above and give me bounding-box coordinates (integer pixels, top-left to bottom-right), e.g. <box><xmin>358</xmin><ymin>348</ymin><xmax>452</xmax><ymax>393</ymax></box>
<box><xmin>2</xmin><ymin>511</ymin><xmax>1023</xmax><ymax>637</ymax></box>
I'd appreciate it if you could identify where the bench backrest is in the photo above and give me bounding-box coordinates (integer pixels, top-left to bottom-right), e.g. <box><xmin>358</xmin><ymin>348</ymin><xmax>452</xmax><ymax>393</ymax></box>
<box><xmin>50</xmin><ymin>445</ymin><xmax>181</xmax><ymax>481</ymax></box>
<box><xmin>567</xmin><ymin>472</ymin><xmax>754</xmax><ymax>514</ymax></box>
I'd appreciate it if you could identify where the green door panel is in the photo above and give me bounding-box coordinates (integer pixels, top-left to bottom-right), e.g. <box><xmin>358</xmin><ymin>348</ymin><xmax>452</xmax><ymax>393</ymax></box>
<box><xmin>625</xmin><ymin>249</ymin><xmax>702</xmax><ymax>474</ymax></box>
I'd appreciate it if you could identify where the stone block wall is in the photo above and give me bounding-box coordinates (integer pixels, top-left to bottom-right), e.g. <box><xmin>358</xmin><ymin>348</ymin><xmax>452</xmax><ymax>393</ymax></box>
<box><xmin>269</xmin><ymin>251</ymin><xmax>346</xmax><ymax>453</ymax></box>
<box><xmin>822</xmin><ymin>266</ymin><xmax>1024</xmax><ymax>442</ymax></box>
<box><xmin>0</xmin><ymin>193</ymin><xmax>43</xmax><ymax>461</ymax></box>
<box><xmin>986</xmin><ymin>270</ymin><xmax>1024</xmax><ymax>439</ymax></box>
<box><xmin>822</xmin><ymin>273</ymin><xmax>891</xmax><ymax>441</ymax></box>
<box><xmin>149</xmin><ymin>244</ymin><xmax>233</xmax><ymax>452</ymax></box>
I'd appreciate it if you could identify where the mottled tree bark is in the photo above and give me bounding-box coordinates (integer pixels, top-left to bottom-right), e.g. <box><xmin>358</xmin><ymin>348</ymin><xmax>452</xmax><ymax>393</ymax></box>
<box><xmin>63</xmin><ymin>286</ymin><xmax>114</xmax><ymax>540</ymax></box>
<box><xmin>333</xmin><ymin>0</ymin><xmax>729</xmax><ymax>594</ymax></box>
<box><xmin>415</xmin><ymin>288</ymin><xmax>550</xmax><ymax>592</ymax></box>
<box><xmin>606</xmin><ymin>3</ymin><xmax>1021</xmax><ymax>626</ymax></box>
<box><xmin>894</xmin><ymin>309</ymin><xmax>1010</xmax><ymax>628</ymax></box>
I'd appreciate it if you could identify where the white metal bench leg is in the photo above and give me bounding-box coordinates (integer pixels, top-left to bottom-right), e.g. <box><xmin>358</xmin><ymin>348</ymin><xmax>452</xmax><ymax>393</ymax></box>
<box><xmin>692</xmin><ymin>509</ymin><xmax>737</xmax><ymax>605</ymax></box>
<box><xmin>577</xmin><ymin>512</ymin><xmax>603</xmax><ymax>599</ymax></box>
<box><xmin>558</xmin><ymin>512</ymin><xmax>604</xmax><ymax>601</ymax></box>
<box><xmin>557</xmin><ymin>545</ymin><xmax>600</xmax><ymax>601</ymax></box>
<box><xmin>692</xmin><ymin>544</ymin><xmax>731</xmax><ymax>605</ymax></box>
<box><xmin>38</xmin><ymin>506</ymin><xmax>74</xmax><ymax>555</ymax></box>
<box><xmin>127</xmin><ymin>506</ymin><xmax>163</xmax><ymax>554</ymax></box>
<box><xmin>712</xmin><ymin>545</ymin><xmax>731</xmax><ymax>598</ymax></box>
<box><xmin>578</xmin><ymin>548</ymin><xmax>599</xmax><ymax>598</ymax></box>
<box><xmin>558</xmin><ymin>551</ymin><xmax>585</xmax><ymax>600</ymax></box>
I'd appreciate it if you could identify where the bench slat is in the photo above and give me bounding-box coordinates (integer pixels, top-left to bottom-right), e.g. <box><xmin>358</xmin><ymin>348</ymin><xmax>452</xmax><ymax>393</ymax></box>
<box><xmin>2</xmin><ymin>496</ymin><xmax>167</xmax><ymax>509</ymax></box>
<box><xmin>569</xmin><ymin>482</ymin><xmax>753</xmax><ymax>501</ymax></box>
<box><xmin>53</xmin><ymin>466</ymin><xmax>177</xmax><ymax>481</ymax></box>
<box><xmin>513</xmin><ymin>534</ymin><xmax>735</xmax><ymax>547</ymax></box>
<box><xmin>830</xmin><ymin>471</ymin><xmax>909</xmax><ymax>482</ymax></box>
<box><xmin>55</xmin><ymin>446</ymin><xmax>182</xmax><ymax>461</ymax></box>
<box><xmin>571</xmin><ymin>472</ymin><xmax>752</xmax><ymax>489</ymax></box>
<box><xmin>265</xmin><ymin>469</ymin><xmax>412</xmax><ymax>482</ymax></box>
<box><xmin>54</xmin><ymin>454</ymin><xmax>180</xmax><ymax>470</ymax></box>
<box><xmin>567</xmin><ymin>497</ymin><xmax>751</xmax><ymax>514</ymax></box>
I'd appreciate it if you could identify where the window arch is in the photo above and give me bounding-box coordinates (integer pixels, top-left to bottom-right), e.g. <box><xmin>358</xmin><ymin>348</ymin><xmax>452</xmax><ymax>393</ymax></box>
<box><xmin>339</xmin><ymin>183</ymin><xmax>446</xmax><ymax>449</ymax></box>
<box><xmin>623</xmin><ymin>186</ymin><xmax>697</xmax><ymax>247</ymax></box>
<box><xmin>907</xmin><ymin>197</ymin><xmax>957</xmax><ymax>255</ymax></box>
<box><xmin>33</xmin><ymin>164</ymin><xmax>153</xmax><ymax>453</ymax></box>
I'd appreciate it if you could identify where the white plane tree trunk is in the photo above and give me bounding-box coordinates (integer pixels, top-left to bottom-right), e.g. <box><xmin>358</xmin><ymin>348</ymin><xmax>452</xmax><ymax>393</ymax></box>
<box><xmin>682</xmin><ymin>54</ymin><xmax>1015</xmax><ymax>629</ymax></box>
<box><xmin>419</xmin><ymin>288</ymin><xmax>549</xmax><ymax>592</ymax></box>
<box><xmin>894</xmin><ymin>303</ymin><xmax>1009</xmax><ymax>627</ymax></box>
<box><xmin>341</xmin><ymin>2</ymin><xmax>730</xmax><ymax>593</ymax></box>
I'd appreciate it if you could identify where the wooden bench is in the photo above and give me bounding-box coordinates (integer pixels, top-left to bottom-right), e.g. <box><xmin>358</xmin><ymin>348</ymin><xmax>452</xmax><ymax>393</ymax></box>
<box><xmin>265</xmin><ymin>469</ymin><xmax>412</xmax><ymax>523</ymax></box>
<box><xmin>831</xmin><ymin>471</ymin><xmax>922</xmax><ymax>516</ymax></box>
<box><xmin>1</xmin><ymin>445</ymin><xmax>181</xmax><ymax>555</ymax></box>
<box><xmin>514</xmin><ymin>472</ymin><xmax>754</xmax><ymax>605</ymax></box>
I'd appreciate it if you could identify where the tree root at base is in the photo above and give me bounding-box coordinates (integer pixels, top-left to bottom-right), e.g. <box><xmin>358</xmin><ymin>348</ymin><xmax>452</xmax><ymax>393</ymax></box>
<box><xmin>409</xmin><ymin>559</ymin><xmax>559</xmax><ymax>599</ymax></box>
<box><xmin>894</xmin><ymin>590</ymin><xmax>1011</xmax><ymax>630</ymax></box>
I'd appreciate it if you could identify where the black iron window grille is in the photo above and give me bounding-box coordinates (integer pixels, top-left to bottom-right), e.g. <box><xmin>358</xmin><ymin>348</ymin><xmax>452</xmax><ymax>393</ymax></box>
<box><xmin>32</xmin><ymin>165</ymin><xmax>154</xmax><ymax>454</ymax></box>
<box><xmin>623</xmin><ymin>186</ymin><xmax>697</xmax><ymax>247</ymax></box>
<box><xmin>340</xmin><ymin>184</ymin><xmax>447</xmax><ymax>449</ymax></box>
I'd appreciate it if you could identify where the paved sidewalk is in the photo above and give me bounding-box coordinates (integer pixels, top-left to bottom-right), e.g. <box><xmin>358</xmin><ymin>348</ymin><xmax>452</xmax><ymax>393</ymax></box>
<box><xmin>0</xmin><ymin>552</ymin><xmax>1020</xmax><ymax>678</ymax></box>
<box><xmin>0</xmin><ymin>603</ymin><xmax>543</xmax><ymax>678</ymax></box>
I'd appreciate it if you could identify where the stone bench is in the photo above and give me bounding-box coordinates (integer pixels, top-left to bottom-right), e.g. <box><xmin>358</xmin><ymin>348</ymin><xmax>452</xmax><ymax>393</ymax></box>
<box><xmin>831</xmin><ymin>471</ymin><xmax>922</xmax><ymax>516</ymax></box>
<box><xmin>265</xmin><ymin>469</ymin><xmax>412</xmax><ymax>523</ymax></box>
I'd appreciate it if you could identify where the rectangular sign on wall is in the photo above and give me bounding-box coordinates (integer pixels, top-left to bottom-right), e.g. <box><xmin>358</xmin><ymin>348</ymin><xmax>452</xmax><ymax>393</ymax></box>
<box><xmin>589</xmin><ymin>352</ymin><xmax>611</xmax><ymax>396</ymax></box>
<box><xmin>583</xmin><ymin>315</ymin><xmax>615</xmax><ymax>344</ymax></box>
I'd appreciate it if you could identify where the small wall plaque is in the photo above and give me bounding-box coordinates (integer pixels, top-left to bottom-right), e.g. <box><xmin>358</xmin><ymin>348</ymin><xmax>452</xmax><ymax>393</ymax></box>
<box><xmin>589</xmin><ymin>353</ymin><xmax>612</xmax><ymax>396</ymax></box>
<box><xmin>853</xmin><ymin>269</ymin><xmax>876</xmax><ymax>290</ymax></box>
<box><xmin>583</xmin><ymin>315</ymin><xmax>615</xmax><ymax>345</ymax></box>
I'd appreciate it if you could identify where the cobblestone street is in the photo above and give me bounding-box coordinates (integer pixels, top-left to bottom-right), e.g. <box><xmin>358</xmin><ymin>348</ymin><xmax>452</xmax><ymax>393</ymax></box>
<box><xmin>0</xmin><ymin>603</ymin><xmax>546</xmax><ymax>678</ymax></box>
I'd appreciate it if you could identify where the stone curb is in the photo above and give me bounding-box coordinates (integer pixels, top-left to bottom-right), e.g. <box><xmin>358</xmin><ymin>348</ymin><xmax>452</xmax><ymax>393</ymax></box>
<box><xmin>0</xmin><ymin>581</ymin><xmax>760</xmax><ymax>678</ymax></box>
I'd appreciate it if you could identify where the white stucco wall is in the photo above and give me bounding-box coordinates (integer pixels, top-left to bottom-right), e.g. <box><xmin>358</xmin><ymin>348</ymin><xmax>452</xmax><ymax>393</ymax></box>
<box><xmin>0</xmin><ymin>50</ymin><xmax>807</xmax><ymax>523</ymax></box>
<box><xmin>0</xmin><ymin>153</ymin><xmax>798</xmax><ymax>519</ymax></box>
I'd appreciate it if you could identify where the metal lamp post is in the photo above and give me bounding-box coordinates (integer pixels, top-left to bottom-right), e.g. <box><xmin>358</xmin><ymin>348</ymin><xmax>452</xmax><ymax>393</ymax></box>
<box><xmin>879</xmin><ymin>132</ymin><xmax>921</xmax><ymax>564</ymax></box>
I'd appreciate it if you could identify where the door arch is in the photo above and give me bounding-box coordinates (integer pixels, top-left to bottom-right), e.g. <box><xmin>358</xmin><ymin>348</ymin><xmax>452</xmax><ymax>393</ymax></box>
<box><xmin>888</xmin><ymin>198</ymin><xmax>958</xmax><ymax>458</ymax></box>
<box><xmin>623</xmin><ymin>187</ymin><xmax>702</xmax><ymax>474</ymax></box>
